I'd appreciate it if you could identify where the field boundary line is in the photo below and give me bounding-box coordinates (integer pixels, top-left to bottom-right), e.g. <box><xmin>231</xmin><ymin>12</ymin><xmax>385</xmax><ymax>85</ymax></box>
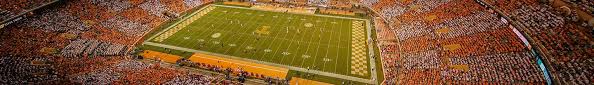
<box><xmin>143</xmin><ymin>42</ymin><xmax>373</xmax><ymax>84</ymax></box>
<box><xmin>212</xmin><ymin>5</ymin><xmax>366</xmax><ymax>21</ymax></box>
<box><xmin>140</xmin><ymin>4</ymin><xmax>377</xmax><ymax>84</ymax></box>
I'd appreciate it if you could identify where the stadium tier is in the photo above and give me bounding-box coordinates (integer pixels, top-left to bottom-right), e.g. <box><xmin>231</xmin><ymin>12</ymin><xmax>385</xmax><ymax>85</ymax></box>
<box><xmin>0</xmin><ymin>0</ymin><xmax>592</xmax><ymax>85</ymax></box>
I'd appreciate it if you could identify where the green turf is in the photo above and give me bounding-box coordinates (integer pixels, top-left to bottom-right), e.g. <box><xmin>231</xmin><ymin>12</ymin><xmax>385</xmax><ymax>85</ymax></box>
<box><xmin>144</xmin><ymin>5</ymin><xmax>373</xmax><ymax>81</ymax></box>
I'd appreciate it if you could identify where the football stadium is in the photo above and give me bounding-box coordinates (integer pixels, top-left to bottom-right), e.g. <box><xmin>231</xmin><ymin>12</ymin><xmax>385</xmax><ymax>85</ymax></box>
<box><xmin>0</xmin><ymin>0</ymin><xmax>593</xmax><ymax>85</ymax></box>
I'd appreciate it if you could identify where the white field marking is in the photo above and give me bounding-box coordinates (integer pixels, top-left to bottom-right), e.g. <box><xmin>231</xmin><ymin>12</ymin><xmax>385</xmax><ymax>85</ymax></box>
<box><xmin>145</xmin><ymin>4</ymin><xmax>213</xmax><ymax>43</ymax></box>
<box><xmin>310</xmin><ymin>15</ymin><xmax>325</xmax><ymax>69</ymax></box>
<box><xmin>186</xmin><ymin>9</ymin><xmax>234</xmax><ymax>51</ymax></box>
<box><xmin>142</xmin><ymin>42</ymin><xmax>374</xmax><ymax>84</ymax></box>
<box><xmin>323</xmin><ymin>58</ymin><xmax>332</xmax><ymax>62</ymax></box>
<box><xmin>203</xmin><ymin>27</ymin><xmax>346</xmax><ymax>48</ymax></box>
<box><xmin>296</xmin><ymin>16</ymin><xmax>310</xmax><ymax>67</ymax></box>
<box><xmin>282</xmin><ymin>52</ymin><xmax>291</xmax><ymax>55</ymax></box>
<box><xmin>223</xmin><ymin>9</ymin><xmax>261</xmax><ymax>54</ymax></box>
<box><xmin>207</xmin><ymin>8</ymin><xmax>245</xmax><ymax>52</ymax></box>
<box><xmin>218</xmin><ymin>9</ymin><xmax>254</xmax><ymax>53</ymax></box>
<box><xmin>299</xmin><ymin>15</ymin><xmax>319</xmax><ymax>68</ymax></box>
<box><xmin>289</xmin><ymin>17</ymin><xmax>313</xmax><ymax>66</ymax></box>
<box><xmin>219</xmin><ymin>9</ymin><xmax>251</xmax><ymax>54</ymax></box>
<box><xmin>322</xmin><ymin>16</ymin><xmax>334</xmax><ymax>72</ymax></box>
<box><xmin>258</xmin><ymin>12</ymin><xmax>286</xmax><ymax>61</ymax></box>
<box><xmin>218</xmin><ymin>9</ymin><xmax>249</xmax><ymax>53</ymax></box>
<box><xmin>211</xmin><ymin>33</ymin><xmax>222</xmax><ymax>38</ymax></box>
<box><xmin>180</xmin><ymin>8</ymin><xmax>228</xmax><ymax>47</ymax></box>
<box><xmin>268</xmin><ymin>13</ymin><xmax>294</xmax><ymax>61</ymax></box>
<box><xmin>240</xmin><ymin>12</ymin><xmax>272</xmax><ymax>57</ymax></box>
<box><xmin>278</xmin><ymin>16</ymin><xmax>304</xmax><ymax>65</ymax></box>
<box><xmin>231</xmin><ymin>10</ymin><xmax>262</xmax><ymax>56</ymax></box>
<box><xmin>175</xmin><ymin>9</ymin><xmax>222</xmax><ymax>49</ymax></box>
<box><xmin>158</xmin><ymin>7</ymin><xmax>218</xmax><ymax>42</ymax></box>
<box><xmin>288</xmin><ymin>29</ymin><xmax>306</xmax><ymax>66</ymax></box>
<box><xmin>334</xmin><ymin>19</ymin><xmax>343</xmax><ymax>73</ymax></box>
<box><xmin>246</xmin><ymin>46</ymin><xmax>254</xmax><ymax>49</ymax></box>
<box><xmin>263</xmin><ymin>12</ymin><xmax>294</xmax><ymax>59</ymax></box>
<box><xmin>212</xmin><ymin>5</ymin><xmax>366</xmax><ymax>21</ymax></box>
<box><xmin>165</xmin><ymin>5</ymin><xmax>374</xmax><ymax>82</ymax></box>
<box><xmin>264</xmin><ymin>49</ymin><xmax>272</xmax><ymax>52</ymax></box>
<box><xmin>146</xmin><ymin>8</ymin><xmax>373</xmax><ymax>83</ymax></box>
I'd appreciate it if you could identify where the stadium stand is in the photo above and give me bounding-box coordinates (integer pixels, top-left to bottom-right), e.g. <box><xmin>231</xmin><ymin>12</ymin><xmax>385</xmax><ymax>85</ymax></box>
<box><xmin>0</xmin><ymin>0</ymin><xmax>226</xmax><ymax>84</ymax></box>
<box><xmin>482</xmin><ymin>0</ymin><xmax>594</xmax><ymax>84</ymax></box>
<box><xmin>561</xmin><ymin>0</ymin><xmax>594</xmax><ymax>14</ymax></box>
<box><xmin>360</xmin><ymin>0</ymin><xmax>587</xmax><ymax>84</ymax></box>
<box><xmin>365</xmin><ymin>0</ymin><xmax>592</xmax><ymax>84</ymax></box>
<box><xmin>0</xmin><ymin>56</ymin><xmax>57</xmax><ymax>84</ymax></box>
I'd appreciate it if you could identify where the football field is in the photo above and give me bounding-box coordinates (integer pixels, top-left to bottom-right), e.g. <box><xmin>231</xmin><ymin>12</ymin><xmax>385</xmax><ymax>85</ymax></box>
<box><xmin>143</xmin><ymin>5</ymin><xmax>374</xmax><ymax>82</ymax></box>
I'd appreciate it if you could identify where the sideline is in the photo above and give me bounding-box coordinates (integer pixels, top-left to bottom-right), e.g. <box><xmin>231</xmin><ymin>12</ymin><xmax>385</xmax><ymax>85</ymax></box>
<box><xmin>143</xmin><ymin>42</ymin><xmax>374</xmax><ymax>84</ymax></box>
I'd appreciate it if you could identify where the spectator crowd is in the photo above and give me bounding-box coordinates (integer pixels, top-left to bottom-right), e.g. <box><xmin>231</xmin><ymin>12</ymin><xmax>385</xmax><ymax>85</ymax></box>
<box><xmin>361</xmin><ymin>0</ymin><xmax>571</xmax><ymax>84</ymax></box>
<box><xmin>489</xmin><ymin>0</ymin><xmax>593</xmax><ymax>84</ymax></box>
<box><xmin>1</xmin><ymin>0</ymin><xmax>220</xmax><ymax>84</ymax></box>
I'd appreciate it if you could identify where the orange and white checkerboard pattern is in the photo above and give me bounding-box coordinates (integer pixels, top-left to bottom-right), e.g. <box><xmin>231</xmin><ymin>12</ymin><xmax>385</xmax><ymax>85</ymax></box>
<box><xmin>350</xmin><ymin>20</ymin><xmax>368</xmax><ymax>76</ymax></box>
<box><xmin>154</xmin><ymin>6</ymin><xmax>217</xmax><ymax>42</ymax></box>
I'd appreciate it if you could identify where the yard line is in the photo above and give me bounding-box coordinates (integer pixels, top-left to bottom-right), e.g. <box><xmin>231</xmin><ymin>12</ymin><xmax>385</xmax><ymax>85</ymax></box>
<box><xmin>268</xmin><ymin>13</ymin><xmax>296</xmax><ymax>61</ymax></box>
<box><xmin>333</xmin><ymin>18</ymin><xmax>344</xmax><ymax>73</ymax></box>
<box><xmin>170</xmin><ymin>9</ymin><xmax>346</xmax><ymax>49</ymax></box>
<box><xmin>222</xmin><ymin>9</ymin><xmax>261</xmax><ymax>54</ymax></box>
<box><xmin>289</xmin><ymin>16</ymin><xmax>312</xmax><ymax>66</ymax></box>
<box><xmin>310</xmin><ymin>15</ymin><xmax>325</xmax><ymax>70</ymax></box>
<box><xmin>334</xmin><ymin>20</ymin><xmax>353</xmax><ymax>75</ymax></box>
<box><xmin>244</xmin><ymin>12</ymin><xmax>277</xmax><ymax>60</ymax></box>
<box><xmin>186</xmin><ymin>16</ymin><xmax>224</xmax><ymax>49</ymax></box>
<box><xmin>172</xmin><ymin>8</ymin><xmax>223</xmax><ymax>50</ymax></box>
<box><xmin>208</xmin><ymin>8</ymin><xmax>241</xmax><ymax>52</ymax></box>
<box><xmin>298</xmin><ymin>15</ymin><xmax>316</xmax><ymax>68</ymax></box>
<box><xmin>321</xmin><ymin>16</ymin><xmax>333</xmax><ymax>72</ymax></box>
<box><xmin>233</xmin><ymin>9</ymin><xmax>270</xmax><ymax>59</ymax></box>
<box><xmin>258</xmin><ymin>12</ymin><xmax>289</xmax><ymax>61</ymax></box>
<box><xmin>278</xmin><ymin>25</ymin><xmax>300</xmax><ymax>65</ymax></box>
<box><xmin>211</xmin><ymin>8</ymin><xmax>250</xmax><ymax>53</ymax></box>
<box><xmin>183</xmin><ymin>8</ymin><xmax>238</xmax><ymax>52</ymax></box>
<box><xmin>174</xmin><ymin>9</ymin><xmax>224</xmax><ymax>47</ymax></box>
<box><xmin>191</xmin><ymin>8</ymin><xmax>242</xmax><ymax>54</ymax></box>
<box><xmin>279</xmin><ymin>13</ymin><xmax>311</xmax><ymax>65</ymax></box>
